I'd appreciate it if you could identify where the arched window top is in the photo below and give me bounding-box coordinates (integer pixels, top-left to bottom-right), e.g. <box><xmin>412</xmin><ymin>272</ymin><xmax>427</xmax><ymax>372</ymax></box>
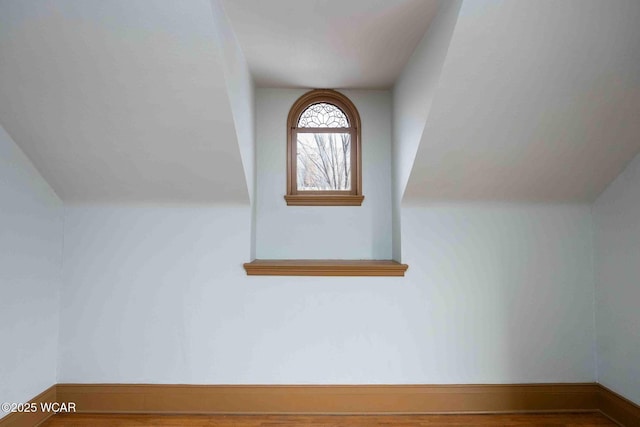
<box><xmin>297</xmin><ymin>103</ymin><xmax>349</xmax><ymax>128</ymax></box>
<box><xmin>286</xmin><ymin>89</ymin><xmax>363</xmax><ymax>206</ymax></box>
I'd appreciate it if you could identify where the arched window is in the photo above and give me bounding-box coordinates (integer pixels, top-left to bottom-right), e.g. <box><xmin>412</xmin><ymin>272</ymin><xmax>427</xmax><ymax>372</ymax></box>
<box><xmin>285</xmin><ymin>90</ymin><xmax>363</xmax><ymax>206</ymax></box>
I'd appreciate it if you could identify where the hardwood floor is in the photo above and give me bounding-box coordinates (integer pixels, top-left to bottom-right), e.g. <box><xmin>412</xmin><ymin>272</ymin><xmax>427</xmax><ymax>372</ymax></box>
<box><xmin>42</xmin><ymin>412</ymin><xmax>618</xmax><ymax>426</ymax></box>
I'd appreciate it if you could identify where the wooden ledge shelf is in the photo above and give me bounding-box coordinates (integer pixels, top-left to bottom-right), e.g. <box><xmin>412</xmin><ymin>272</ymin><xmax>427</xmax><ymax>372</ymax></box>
<box><xmin>243</xmin><ymin>259</ymin><xmax>408</xmax><ymax>277</ymax></box>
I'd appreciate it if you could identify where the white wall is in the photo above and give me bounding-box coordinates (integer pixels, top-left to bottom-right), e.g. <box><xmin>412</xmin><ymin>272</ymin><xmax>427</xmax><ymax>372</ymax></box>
<box><xmin>59</xmin><ymin>206</ymin><xmax>252</xmax><ymax>383</ymax></box>
<box><xmin>392</xmin><ymin>0</ymin><xmax>462</xmax><ymax>201</ymax></box>
<box><xmin>255</xmin><ymin>89</ymin><xmax>393</xmax><ymax>260</ymax></box>
<box><xmin>401</xmin><ymin>203</ymin><xmax>595</xmax><ymax>383</ymax></box>
<box><xmin>211</xmin><ymin>0</ymin><xmax>256</xmax><ymax>258</ymax></box>
<box><xmin>58</xmin><ymin>203</ymin><xmax>595</xmax><ymax>385</ymax></box>
<box><xmin>0</xmin><ymin>125</ymin><xmax>62</xmax><ymax>419</ymax></box>
<box><xmin>593</xmin><ymin>152</ymin><xmax>640</xmax><ymax>405</ymax></box>
<box><xmin>391</xmin><ymin>0</ymin><xmax>463</xmax><ymax>260</ymax></box>
<box><xmin>211</xmin><ymin>0</ymin><xmax>255</xmax><ymax>203</ymax></box>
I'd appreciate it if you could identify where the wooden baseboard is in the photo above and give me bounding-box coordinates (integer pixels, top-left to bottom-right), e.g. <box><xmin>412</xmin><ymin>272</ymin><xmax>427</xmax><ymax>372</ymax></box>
<box><xmin>0</xmin><ymin>385</ymin><xmax>56</xmax><ymax>427</ymax></box>
<box><xmin>4</xmin><ymin>383</ymin><xmax>638</xmax><ymax>426</ymax></box>
<box><xmin>56</xmin><ymin>383</ymin><xmax>599</xmax><ymax>415</ymax></box>
<box><xmin>598</xmin><ymin>384</ymin><xmax>640</xmax><ymax>426</ymax></box>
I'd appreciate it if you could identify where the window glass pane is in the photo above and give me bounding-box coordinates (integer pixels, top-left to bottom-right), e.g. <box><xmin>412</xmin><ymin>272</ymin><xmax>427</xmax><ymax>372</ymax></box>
<box><xmin>298</xmin><ymin>103</ymin><xmax>349</xmax><ymax>128</ymax></box>
<box><xmin>297</xmin><ymin>133</ymin><xmax>351</xmax><ymax>191</ymax></box>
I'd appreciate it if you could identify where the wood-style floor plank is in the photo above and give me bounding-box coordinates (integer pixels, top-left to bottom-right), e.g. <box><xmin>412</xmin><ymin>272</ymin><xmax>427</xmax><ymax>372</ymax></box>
<box><xmin>41</xmin><ymin>412</ymin><xmax>617</xmax><ymax>426</ymax></box>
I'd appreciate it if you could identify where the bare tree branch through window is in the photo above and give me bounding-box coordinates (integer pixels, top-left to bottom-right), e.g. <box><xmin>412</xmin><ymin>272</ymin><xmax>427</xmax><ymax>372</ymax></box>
<box><xmin>297</xmin><ymin>133</ymin><xmax>351</xmax><ymax>190</ymax></box>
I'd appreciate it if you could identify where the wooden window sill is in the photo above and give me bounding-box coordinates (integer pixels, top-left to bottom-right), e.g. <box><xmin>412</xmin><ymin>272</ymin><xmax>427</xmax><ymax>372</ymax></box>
<box><xmin>284</xmin><ymin>194</ymin><xmax>364</xmax><ymax>206</ymax></box>
<box><xmin>243</xmin><ymin>260</ymin><xmax>408</xmax><ymax>277</ymax></box>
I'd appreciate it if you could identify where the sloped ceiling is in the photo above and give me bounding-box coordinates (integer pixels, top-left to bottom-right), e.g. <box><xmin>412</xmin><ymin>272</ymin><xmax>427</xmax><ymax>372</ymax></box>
<box><xmin>221</xmin><ymin>0</ymin><xmax>440</xmax><ymax>88</ymax></box>
<box><xmin>0</xmin><ymin>0</ymin><xmax>250</xmax><ymax>203</ymax></box>
<box><xmin>2</xmin><ymin>0</ymin><xmax>639</xmax><ymax>205</ymax></box>
<box><xmin>403</xmin><ymin>0</ymin><xmax>640</xmax><ymax>203</ymax></box>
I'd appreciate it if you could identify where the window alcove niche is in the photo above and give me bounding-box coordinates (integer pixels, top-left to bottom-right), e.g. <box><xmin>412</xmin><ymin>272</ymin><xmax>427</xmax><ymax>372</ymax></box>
<box><xmin>244</xmin><ymin>89</ymin><xmax>407</xmax><ymax>277</ymax></box>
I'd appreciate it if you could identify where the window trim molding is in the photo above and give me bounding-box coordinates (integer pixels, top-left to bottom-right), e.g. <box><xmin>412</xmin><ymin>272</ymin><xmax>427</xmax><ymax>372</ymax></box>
<box><xmin>286</xmin><ymin>89</ymin><xmax>363</xmax><ymax>206</ymax></box>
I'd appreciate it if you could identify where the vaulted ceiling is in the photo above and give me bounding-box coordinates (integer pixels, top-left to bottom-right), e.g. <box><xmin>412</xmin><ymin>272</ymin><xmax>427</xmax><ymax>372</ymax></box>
<box><xmin>1</xmin><ymin>0</ymin><xmax>639</xmax><ymax>204</ymax></box>
<box><xmin>221</xmin><ymin>0</ymin><xmax>439</xmax><ymax>88</ymax></box>
<box><xmin>0</xmin><ymin>0</ymin><xmax>251</xmax><ymax>203</ymax></box>
<box><xmin>402</xmin><ymin>0</ymin><xmax>640</xmax><ymax>203</ymax></box>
